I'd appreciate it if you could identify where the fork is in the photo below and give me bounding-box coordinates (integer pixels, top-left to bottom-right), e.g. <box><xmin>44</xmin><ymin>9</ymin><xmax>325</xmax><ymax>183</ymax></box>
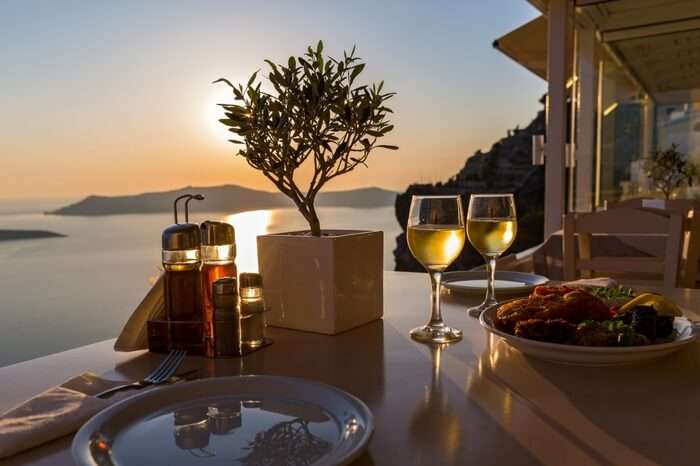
<box><xmin>95</xmin><ymin>349</ymin><xmax>187</xmax><ymax>399</ymax></box>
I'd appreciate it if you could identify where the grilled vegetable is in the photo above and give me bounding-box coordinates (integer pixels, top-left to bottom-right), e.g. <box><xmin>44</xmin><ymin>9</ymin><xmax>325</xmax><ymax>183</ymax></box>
<box><xmin>575</xmin><ymin>319</ymin><xmax>649</xmax><ymax>346</ymax></box>
<box><xmin>630</xmin><ymin>306</ymin><xmax>657</xmax><ymax>340</ymax></box>
<box><xmin>656</xmin><ymin>315</ymin><xmax>675</xmax><ymax>338</ymax></box>
<box><xmin>613</xmin><ymin>306</ymin><xmax>676</xmax><ymax>341</ymax></box>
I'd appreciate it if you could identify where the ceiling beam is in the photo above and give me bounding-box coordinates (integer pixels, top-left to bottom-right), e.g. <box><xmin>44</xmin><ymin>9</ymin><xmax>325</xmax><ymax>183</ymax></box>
<box><xmin>602</xmin><ymin>41</ymin><xmax>651</xmax><ymax>98</ymax></box>
<box><xmin>594</xmin><ymin>1</ymin><xmax>700</xmax><ymax>32</ymax></box>
<box><xmin>603</xmin><ymin>16</ymin><xmax>700</xmax><ymax>42</ymax></box>
<box><xmin>575</xmin><ymin>0</ymin><xmax>616</xmax><ymax>6</ymax></box>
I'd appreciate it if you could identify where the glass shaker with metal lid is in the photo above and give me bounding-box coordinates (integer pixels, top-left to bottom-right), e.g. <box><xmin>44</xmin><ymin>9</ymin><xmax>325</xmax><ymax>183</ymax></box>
<box><xmin>212</xmin><ymin>277</ymin><xmax>241</xmax><ymax>357</ymax></box>
<box><xmin>162</xmin><ymin>195</ymin><xmax>204</xmax><ymax>323</ymax></box>
<box><xmin>200</xmin><ymin>221</ymin><xmax>237</xmax><ymax>357</ymax></box>
<box><xmin>239</xmin><ymin>272</ymin><xmax>266</xmax><ymax>348</ymax></box>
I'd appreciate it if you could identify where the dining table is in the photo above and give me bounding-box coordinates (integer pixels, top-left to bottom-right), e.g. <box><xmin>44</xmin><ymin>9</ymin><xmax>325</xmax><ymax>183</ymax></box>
<box><xmin>1</xmin><ymin>270</ymin><xmax>699</xmax><ymax>466</ymax></box>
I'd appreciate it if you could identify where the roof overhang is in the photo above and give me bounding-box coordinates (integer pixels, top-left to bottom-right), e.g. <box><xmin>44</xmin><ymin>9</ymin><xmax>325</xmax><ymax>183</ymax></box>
<box><xmin>493</xmin><ymin>15</ymin><xmax>549</xmax><ymax>80</ymax></box>
<box><xmin>581</xmin><ymin>0</ymin><xmax>700</xmax><ymax>102</ymax></box>
<box><xmin>506</xmin><ymin>1</ymin><xmax>700</xmax><ymax>103</ymax></box>
<box><xmin>493</xmin><ymin>14</ymin><xmax>574</xmax><ymax>82</ymax></box>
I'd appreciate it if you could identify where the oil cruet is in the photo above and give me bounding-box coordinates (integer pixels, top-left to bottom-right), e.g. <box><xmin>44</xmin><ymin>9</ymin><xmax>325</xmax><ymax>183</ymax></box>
<box><xmin>161</xmin><ymin>194</ymin><xmax>205</xmax><ymax>351</ymax></box>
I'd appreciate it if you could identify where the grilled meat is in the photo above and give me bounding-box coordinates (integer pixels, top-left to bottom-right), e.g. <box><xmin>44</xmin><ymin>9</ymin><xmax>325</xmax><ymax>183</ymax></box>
<box><xmin>495</xmin><ymin>286</ymin><xmax>610</xmax><ymax>333</ymax></box>
<box><xmin>513</xmin><ymin>318</ymin><xmax>576</xmax><ymax>343</ymax></box>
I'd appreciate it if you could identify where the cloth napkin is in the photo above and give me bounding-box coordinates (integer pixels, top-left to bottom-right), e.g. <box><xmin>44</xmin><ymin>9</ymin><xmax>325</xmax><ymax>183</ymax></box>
<box><xmin>563</xmin><ymin>277</ymin><xmax>618</xmax><ymax>289</ymax></box>
<box><xmin>0</xmin><ymin>372</ymin><xmax>125</xmax><ymax>459</ymax></box>
<box><xmin>114</xmin><ymin>273</ymin><xmax>166</xmax><ymax>352</ymax></box>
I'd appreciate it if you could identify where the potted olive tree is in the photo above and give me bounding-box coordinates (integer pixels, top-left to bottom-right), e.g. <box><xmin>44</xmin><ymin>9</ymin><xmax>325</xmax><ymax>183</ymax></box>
<box><xmin>644</xmin><ymin>143</ymin><xmax>698</xmax><ymax>200</ymax></box>
<box><xmin>215</xmin><ymin>41</ymin><xmax>397</xmax><ymax>334</ymax></box>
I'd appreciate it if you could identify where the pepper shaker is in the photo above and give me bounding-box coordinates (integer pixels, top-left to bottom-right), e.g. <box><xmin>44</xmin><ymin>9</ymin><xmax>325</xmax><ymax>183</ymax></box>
<box><xmin>212</xmin><ymin>277</ymin><xmax>242</xmax><ymax>357</ymax></box>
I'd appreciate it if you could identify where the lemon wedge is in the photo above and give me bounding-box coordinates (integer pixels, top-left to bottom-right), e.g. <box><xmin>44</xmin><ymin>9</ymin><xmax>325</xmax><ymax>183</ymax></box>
<box><xmin>617</xmin><ymin>293</ymin><xmax>682</xmax><ymax>316</ymax></box>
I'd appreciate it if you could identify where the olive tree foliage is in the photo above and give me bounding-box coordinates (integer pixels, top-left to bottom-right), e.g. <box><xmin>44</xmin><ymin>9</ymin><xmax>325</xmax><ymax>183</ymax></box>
<box><xmin>215</xmin><ymin>41</ymin><xmax>397</xmax><ymax>236</ymax></box>
<box><xmin>643</xmin><ymin>143</ymin><xmax>697</xmax><ymax>200</ymax></box>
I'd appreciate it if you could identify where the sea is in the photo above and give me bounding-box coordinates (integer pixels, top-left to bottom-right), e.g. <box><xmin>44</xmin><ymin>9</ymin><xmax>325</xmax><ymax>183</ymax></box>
<box><xmin>0</xmin><ymin>203</ymin><xmax>401</xmax><ymax>367</ymax></box>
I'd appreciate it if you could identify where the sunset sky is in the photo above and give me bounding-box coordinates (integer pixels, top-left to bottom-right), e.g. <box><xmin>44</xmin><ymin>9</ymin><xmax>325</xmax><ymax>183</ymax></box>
<box><xmin>1</xmin><ymin>0</ymin><xmax>544</xmax><ymax>200</ymax></box>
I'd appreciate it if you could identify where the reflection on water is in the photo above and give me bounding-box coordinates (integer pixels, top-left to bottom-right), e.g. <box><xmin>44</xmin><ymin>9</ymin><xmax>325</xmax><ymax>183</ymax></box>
<box><xmin>107</xmin><ymin>396</ymin><xmax>338</xmax><ymax>466</ymax></box>
<box><xmin>224</xmin><ymin>210</ymin><xmax>274</xmax><ymax>273</ymax></box>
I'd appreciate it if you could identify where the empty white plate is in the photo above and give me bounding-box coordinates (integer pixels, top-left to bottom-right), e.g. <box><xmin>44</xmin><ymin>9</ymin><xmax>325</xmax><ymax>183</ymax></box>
<box><xmin>73</xmin><ymin>376</ymin><xmax>373</xmax><ymax>466</ymax></box>
<box><xmin>443</xmin><ymin>271</ymin><xmax>549</xmax><ymax>296</ymax></box>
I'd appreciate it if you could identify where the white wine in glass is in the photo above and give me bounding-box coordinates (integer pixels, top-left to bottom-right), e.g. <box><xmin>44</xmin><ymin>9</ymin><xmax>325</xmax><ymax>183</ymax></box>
<box><xmin>466</xmin><ymin>218</ymin><xmax>516</xmax><ymax>256</ymax></box>
<box><xmin>407</xmin><ymin>196</ymin><xmax>465</xmax><ymax>344</ymax></box>
<box><xmin>466</xmin><ymin>195</ymin><xmax>517</xmax><ymax>317</ymax></box>
<box><xmin>407</xmin><ymin>225</ymin><xmax>466</xmax><ymax>271</ymax></box>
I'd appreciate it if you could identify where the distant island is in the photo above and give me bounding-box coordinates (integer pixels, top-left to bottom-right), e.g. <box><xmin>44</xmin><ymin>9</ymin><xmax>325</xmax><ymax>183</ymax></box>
<box><xmin>47</xmin><ymin>185</ymin><xmax>397</xmax><ymax>216</ymax></box>
<box><xmin>0</xmin><ymin>230</ymin><xmax>66</xmax><ymax>242</ymax></box>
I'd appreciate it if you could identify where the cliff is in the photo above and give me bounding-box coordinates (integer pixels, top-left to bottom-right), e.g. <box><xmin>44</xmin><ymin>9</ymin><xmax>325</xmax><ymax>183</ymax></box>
<box><xmin>394</xmin><ymin>108</ymin><xmax>546</xmax><ymax>271</ymax></box>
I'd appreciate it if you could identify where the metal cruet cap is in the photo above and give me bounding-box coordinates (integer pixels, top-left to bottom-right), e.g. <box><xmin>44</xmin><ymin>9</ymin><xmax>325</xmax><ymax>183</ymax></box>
<box><xmin>239</xmin><ymin>273</ymin><xmax>263</xmax><ymax>289</ymax></box>
<box><xmin>213</xmin><ymin>277</ymin><xmax>238</xmax><ymax>296</ymax></box>
<box><xmin>200</xmin><ymin>221</ymin><xmax>235</xmax><ymax>246</ymax></box>
<box><xmin>161</xmin><ymin>223</ymin><xmax>201</xmax><ymax>251</ymax></box>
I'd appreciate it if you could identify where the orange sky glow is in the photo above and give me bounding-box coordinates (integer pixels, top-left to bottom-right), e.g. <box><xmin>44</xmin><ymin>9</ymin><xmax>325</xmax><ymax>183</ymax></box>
<box><xmin>0</xmin><ymin>1</ymin><xmax>544</xmax><ymax>201</ymax></box>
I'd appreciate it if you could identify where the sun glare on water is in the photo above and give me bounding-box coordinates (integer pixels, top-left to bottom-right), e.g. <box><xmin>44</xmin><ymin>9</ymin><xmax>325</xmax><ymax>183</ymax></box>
<box><xmin>223</xmin><ymin>210</ymin><xmax>274</xmax><ymax>272</ymax></box>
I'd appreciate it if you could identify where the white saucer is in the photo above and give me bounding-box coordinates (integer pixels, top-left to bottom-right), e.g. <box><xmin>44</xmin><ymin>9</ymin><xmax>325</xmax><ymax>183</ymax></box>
<box><xmin>443</xmin><ymin>271</ymin><xmax>549</xmax><ymax>296</ymax></box>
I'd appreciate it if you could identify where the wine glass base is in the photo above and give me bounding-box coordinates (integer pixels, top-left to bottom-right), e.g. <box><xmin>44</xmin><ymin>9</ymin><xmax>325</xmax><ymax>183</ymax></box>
<box><xmin>410</xmin><ymin>325</ymin><xmax>463</xmax><ymax>344</ymax></box>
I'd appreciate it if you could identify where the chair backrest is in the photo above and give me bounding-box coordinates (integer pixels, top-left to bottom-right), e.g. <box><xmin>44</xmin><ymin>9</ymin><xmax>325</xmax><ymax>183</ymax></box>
<box><xmin>610</xmin><ymin>197</ymin><xmax>698</xmax><ymax>214</ymax></box>
<box><xmin>563</xmin><ymin>208</ymin><xmax>685</xmax><ymax>288</ymax></box>
<box><xmin>608</xmin><ymin>198</ymin><xmax>700</xmax><ymax>288</ymax></box>
<box><xmin>682</xmin><ymin>206</ymin><xmax>700</xmax><ymax>288</ymax></box>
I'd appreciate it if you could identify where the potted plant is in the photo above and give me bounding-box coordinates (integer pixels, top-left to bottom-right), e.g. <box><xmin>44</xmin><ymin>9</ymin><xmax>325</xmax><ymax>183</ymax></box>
<box><xmin>643</xmin><ymin>143</ymin><xmax>698</xmax><ymax>200</ymax></box>
<box><xmin>215</xmin><ymin>41</ymin><xmax>397</xmax><ymax>334</ymax></box>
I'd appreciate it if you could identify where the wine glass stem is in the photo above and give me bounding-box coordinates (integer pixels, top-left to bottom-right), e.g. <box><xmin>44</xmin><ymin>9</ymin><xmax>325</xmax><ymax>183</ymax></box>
<box><xmin>483</xmin><ymin>256</ymin><xmax>498</xmax><ymax>306</ymax></box>
<box><xmin>428</xmin><ymin>271</ymin><xmax>444</xmax><ymax>327</ymax></box>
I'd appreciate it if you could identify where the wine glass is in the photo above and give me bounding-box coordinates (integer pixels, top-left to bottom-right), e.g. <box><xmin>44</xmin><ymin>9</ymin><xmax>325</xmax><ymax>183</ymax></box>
<box><xmin>407</xmin><ymin>195</ymin><xmax>465</xmax><ymax>344</ymax></box>
<box><xmin>466</xmin><ymin>194</ymin><xmax>517</xmax><ymax>317</ymax></box>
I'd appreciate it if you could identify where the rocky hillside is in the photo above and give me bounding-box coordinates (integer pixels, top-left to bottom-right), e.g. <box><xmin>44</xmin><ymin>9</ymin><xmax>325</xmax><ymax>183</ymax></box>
<box><xmin>394</xmin><ymin>108</ymin><xmax>546</xmax><ymax>272</ymax></box>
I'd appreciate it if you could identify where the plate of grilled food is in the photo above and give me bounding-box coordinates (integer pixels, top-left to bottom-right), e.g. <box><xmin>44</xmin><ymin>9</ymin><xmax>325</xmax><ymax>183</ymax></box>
<box><xmin>480</xmin><ymin>284</ymin><xmax>698</xmax><ymax>366</ymax></box>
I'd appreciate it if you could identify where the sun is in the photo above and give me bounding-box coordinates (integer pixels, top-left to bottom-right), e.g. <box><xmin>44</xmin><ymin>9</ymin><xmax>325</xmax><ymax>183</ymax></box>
<box><xmin>205</xmin><ymin>83</ymin><xmax>239</xmax><ymax>145</ymax></box>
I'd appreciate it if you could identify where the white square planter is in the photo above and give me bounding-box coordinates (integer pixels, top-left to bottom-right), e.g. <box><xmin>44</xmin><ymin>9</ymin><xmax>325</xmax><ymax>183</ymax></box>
<box><xmin>257</xmin><ymin>230</ymin><xmax>383</xmax><ymax>335</ymax></box>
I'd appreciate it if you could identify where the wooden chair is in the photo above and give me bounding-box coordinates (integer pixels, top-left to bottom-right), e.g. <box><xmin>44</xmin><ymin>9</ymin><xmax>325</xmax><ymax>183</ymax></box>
<box><xmin>563</xmin><ymin>208</ymin><xmax>685</xmax><ymax>288</ymax></box>
<box><xmin>607</xmin><ymin>198</ymin><xmax>700</xmax><ymax>288</ymax></box>
<box><xmin>609</xmin><ymin>197</ymin><xmax>697</xmax><ymax>212</ymax></box>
